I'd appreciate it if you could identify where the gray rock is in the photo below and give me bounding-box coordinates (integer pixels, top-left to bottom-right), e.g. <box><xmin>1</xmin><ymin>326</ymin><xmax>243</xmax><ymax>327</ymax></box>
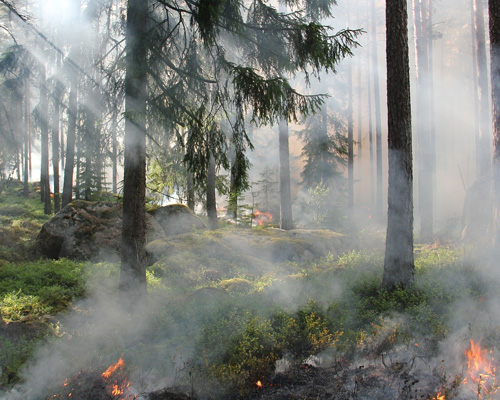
<box><xmin>150</xmin><ymin>204</ymin><xmax>206</xmax><ymax>236</ymax></box>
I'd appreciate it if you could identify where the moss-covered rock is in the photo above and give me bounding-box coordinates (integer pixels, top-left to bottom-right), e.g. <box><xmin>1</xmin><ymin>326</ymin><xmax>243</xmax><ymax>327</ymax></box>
<box><xmin>150</xmin><ymin>204</ymin><xmax>206</xmax><ymax>236</ymax></box>
<box><xmin>35</xmin><ymin>201</ymin><xmax>164</xmax><ymax>261</ymax></box>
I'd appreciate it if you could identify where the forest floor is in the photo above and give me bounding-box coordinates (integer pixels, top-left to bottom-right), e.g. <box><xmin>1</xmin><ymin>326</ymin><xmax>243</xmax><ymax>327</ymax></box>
<box><xmin>0</xmin><ymin>182</ymin><xmax>499</xmax><ymax>400</ymax></box>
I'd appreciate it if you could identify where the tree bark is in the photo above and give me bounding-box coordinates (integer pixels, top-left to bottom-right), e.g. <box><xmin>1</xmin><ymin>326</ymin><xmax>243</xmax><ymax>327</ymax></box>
<box><xmin>382</xmin><ymin>0</ymin><xmax>414</xmax><ymax>290</ymax></box>
<box><xmin>367</xmin><ymin>32</ymin><xmax>375</xmax><ymax>210</ymax></box>
<box><xmin>62</xmin><ymin>0</ymin><xmax>80</xmax><ymax>208</ymax></box>
<box><xmin>62</xmin><ymin>67</ymin><xmax>78</xmax><ymax>207</ymax></box>
<box><xmin>347</xmin><ymin>60</ymin><xmax>354</xmax><ymax>217</ymax></box>
<box><xmin>40</xmin><ymin>64</ymin><xmax>51</xmax><ymax>215</ymax></box>
<box><xmin>120</xmin><ymin>0</ymin><xmax>149</xmax><ymax>295</ymax></box>
<box><xmin>226</xmin><ymin>148</ymin><xmax>237</xmax><ymax>220</ymax></box>
<box><xmin>413</xmin><ymin>0</ymin><xmax>433</xmax><ymax>242</ymax></box>
<box><xmin>474</xmin><ymin>0</ymin><xmax>492</xmax><ymax>178</ymax></box>
<box><xmin>207</xmin><ymin>154</ymin><xmax>218</xmax><ymax>229</ymax></box>
<box><xmin>489</xmin><ymin>0</ymin><xmax>500</xmax><ymax>245</ymax></box>
<box><xmin>112</xmin><ymin>102</ymin><xmax>118</xmax><ymax>195</ymax></box>
<box><xmin>52</xmin><ymin>63</ymin><xmax>62</xmax><ymax>213</ymax></box>
<box><xmin>23</xmin><ymin>74</ymin><xmax>30</xmax><ymax>197</ymax></box>
<box><xmin>187</xmin><ymin>172</ymin><xmax>195</xmax><ymax>212</ymax></box>
<box><xmin>372</xmin><ymin>0</ymin><xmax>384</xmax><ymax>217</ymax></box>
<box><xmin>279</xmin><ymin>118</ymin><xmax>293</xmax><ymax>230</ymax></box>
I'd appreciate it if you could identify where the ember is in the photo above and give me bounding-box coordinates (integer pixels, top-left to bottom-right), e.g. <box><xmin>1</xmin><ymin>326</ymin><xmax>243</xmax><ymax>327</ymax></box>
<box><xmin>463</xmin><ymin>339</ymin><xmax>499</xmax><ymax>398</ymax></box>
<box><xmin>255</xmin><ymin>380</ymin><xmax>263</xmax><ymax>388</ymax></box>
<box><xmin>253</xmin><ymin>210</ymin><xmax>272</xmax><ymax>226</ymax></box>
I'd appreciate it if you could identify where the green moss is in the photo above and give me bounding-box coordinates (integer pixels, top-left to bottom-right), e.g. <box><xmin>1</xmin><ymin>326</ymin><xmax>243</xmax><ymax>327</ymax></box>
<box><xmin>0</xmin><ymin>259</ymin><xmax>85</xmax><ymax>319</ymax></box>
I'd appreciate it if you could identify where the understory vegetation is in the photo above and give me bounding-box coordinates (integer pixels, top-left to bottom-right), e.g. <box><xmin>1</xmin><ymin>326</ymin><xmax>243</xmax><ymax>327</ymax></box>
<box><xmin>0</xmin><ymin>184</ymin><xmax>496</xmax><ymax>397</ymax></box>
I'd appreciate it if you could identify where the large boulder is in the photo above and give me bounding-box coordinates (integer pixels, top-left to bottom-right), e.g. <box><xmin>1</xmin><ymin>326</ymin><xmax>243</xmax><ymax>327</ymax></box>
<box><xmin>35</xmin><ymin>200</ymin><xmax>164</xmax><ymax>261</ymax></box>
<box><xmin>150</xmin><ymin>204</ymin><xmax>206</xmax><ymax>236</ymax></box>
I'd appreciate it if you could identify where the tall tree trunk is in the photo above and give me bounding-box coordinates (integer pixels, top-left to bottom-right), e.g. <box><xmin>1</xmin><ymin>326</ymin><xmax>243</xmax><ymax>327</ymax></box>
<box><xmin>112</xmin><ymin>102</ymin><xmax>118</xmax><ymax>195</ymax></box>
<box><xmin>40</xmin><ymin>64</ymin><xmax>51</xmax><ymax>215</ymax></box>
<box><xmin>52</xmin><ymin>71</ymin><xmax>62</xmax><ymax>213</ymax></box>
<box><xmin>413</xmin><ymin>0</ymin><xmax>433</xmax><ymax>241</ymax></box>
<box><xmin>471</xmin><ymin>0</ymin><xmax>480</xmax><ymax>153</ymax></box>
<box><xmin>372</xmin><ymin>0</ymin><xmax>383</xmax><ymax>217</ymax></box>
<box><xmin>382</xmin><ymin>0</ymin><xmax>414</xmax><ymax>290</ymax></box>
<box><xmin>427</xmin><ymin>0</ymin><xmax>436</xmax><ymax>206</ymax></box>
<box><xmin>357</xmin><ymin>56</ymin><xmax>363</xmax><ymax>163</ymax></box>
<box><xmin>474</xmin><ymin>0</ymin><xmax>492</xmax><ymax>178</ymax></box>
<box><xmin>84</xmin><ymin>108</ymin><xmax>94</xmax><ymax>201</ymax></box>
<box><xmin>226</xmin><ymin>148</ymin><xmax>237</xmax><ymax>220</ymax></box>
<box><xmin>321</xmin><ymin>104</ymin><xmax>329</xmax><ymax>184</ymax></box>
<box><xmin>347</xmin><ymin>60</ymin><xmax>354</xmax><ymax>217</ymax></box>
<box><xmin>62</xmin><ymin>0</ymin><xmax>80</xmax><ymax>208</ymax></box>
<box><xmin>489</xmin><ymin>0</ymin><xmax>500</xmax><ymax>245</ymax></box>
<box><xmin>23</xmin><ymin>74</ymin><xmax>30</xmax><ymax>197</ymax></box>
<box><xmin>279</xmin><ymin>118</ymin><xmax>293</xmax><ymax>230</ymax></box>
<box><xmin>207</xmin><ymin>154</ymin><xmax>218</xmax><ymax>229</ymax></box>
<box><xmin>187</xmin><ymin>172</ymin><xmax>195</xmax><ymax>212</ymax></box>
<box><xmin>367</xmin><ymin>36</ymin><xmax>375</xmax><ymax>210</ymax></box>
<box><xmin>120</xmin><ymin>0</ymin><xmax>148</xmax><ymax>294</ymax></box>
<box><xmin>62</xmin><ymin>69</ymin><xmax>78</xmax><ymax>207</ymax></box>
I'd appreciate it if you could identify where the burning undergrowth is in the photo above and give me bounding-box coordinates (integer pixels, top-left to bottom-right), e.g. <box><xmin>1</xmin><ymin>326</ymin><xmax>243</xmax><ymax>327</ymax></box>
<box><xmin>50</xmin><ymin>357</ymin><xmax>138</xmax><ymax>400</ymax></box>
<box><xmin>2</xmin><ymin>239</ymin><xmax>500</xmax><ymax>399</ymax></box>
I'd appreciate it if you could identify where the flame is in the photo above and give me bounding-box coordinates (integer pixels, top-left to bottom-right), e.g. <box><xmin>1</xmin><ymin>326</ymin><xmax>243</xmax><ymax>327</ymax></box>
<box><xmin>102</xmin><ymin>357</ymin><xmax>125</xmax><ymax>379</ymax></box>
<box><xmin>254</xmin><ymin>210</ymin><xmax>272</xmax><ymax>226</ymax></box>
<box><xmin>101</xmin><ymin>357</ymin><xmax>138</xmax><ymax>399</ymax></box>
<box><xmin>431</xmin><ymin>392</ymin><xmax>445</xmax><ymax>400</ymax></box>
<box><xmin>464</xmin><ymin>339</ymin><xmax>498</xmax><ymax>398</ymax></box>
<box><xmin>256</xmin><ymin>380</ymin><xmax>263</xmax><ymax>388</ymax></box>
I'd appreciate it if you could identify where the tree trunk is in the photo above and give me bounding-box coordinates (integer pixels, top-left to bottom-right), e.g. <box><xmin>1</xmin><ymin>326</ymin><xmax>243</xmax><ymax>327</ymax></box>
<box><xmin>120</xmin><ymin>0</ymin><xmax>149</xmax><ymax>295</ymax></box>
<box><xmin>489</xmin><ymin>0</ymin><xmax>500</xmax><ymax>245</ymax></box>
<box><xmin>226</xmin><ymin>148</ymin><xmax>237</xmax><ymax>220</ymax></box>
<box><xmin>62</xmin><ymin>67</ymin><xmax>78</xmax><ymax>207</ymax></box>
<box><xmin>187</xmin><ymin>172</ymin><xmax>195</xmax><ymax>212</ymax></box>
<box><xmin>372</xmin><ymin>0</ymin><xmax>384</xmax><ymax>217</ymax></box>
<box><xmin>279</xmin><ymin>118</ymin><xmax>293</xmax><ymax>230</ymax></box>
<box><xmin>62</xmin><ymin>0</ymin><xmax>80</xmax><ymax>208</ymax></box>
<box><xmin>23</xmin><ymin>74</ymin><xmax>30</xmax><ymax>197</ymax></box>
<box><xmin>207</xmin><ymin>154</ymin><xmax>218</xmax><ymax>230</ymax></box>
<box><xmin>382</xmin><ymin>0</ymin><xmax>414</xmax><ymax>290</ymax></box>
<box><xmin>40</xmin><ymin>64</ymin><xmax>51</xmax><ymax>215</ymax></box>
<box><xmin>112</xmin><ymin>103</ymin><xmax>118</xmax><ymax>195</ymax></box>
<box><xmin>413</xmin><ymin>0</ymin><xmax>433</xmax><ymax>242</ymax></box>
<box><xmin>347</xmin><ymin>60</ymin><xmax>354</xmax><ymax>217</ymax></box>
<box><xmin>471</xmin><ymin>0</ymin><xmax>480</xmax><ymax>151</ymax></box>
<box><xmin>52</xmin><ymin>65</ymin><xmax>62</xmax><ymax>213</ymax></box>
<box><xmin>367</xmin><ymin>33</ymin><xmax>375</xmax><ymax>210</ymax></box>
<box><xmin>357</xmin><ymin>55</ymin><xmax>363</xmax><ymax>163</ymax></box>
<box><xmin>474</xmin><ymin>0</ymin><xmax>492</xmax><ymax>178</ymax></box>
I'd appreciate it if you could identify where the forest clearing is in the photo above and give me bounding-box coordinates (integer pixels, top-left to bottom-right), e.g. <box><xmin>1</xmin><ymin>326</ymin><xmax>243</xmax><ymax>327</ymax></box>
<box><xmin>1</xmin><ymin>0</ymin><xmax>500</xmax><ymax>398</ymax></box>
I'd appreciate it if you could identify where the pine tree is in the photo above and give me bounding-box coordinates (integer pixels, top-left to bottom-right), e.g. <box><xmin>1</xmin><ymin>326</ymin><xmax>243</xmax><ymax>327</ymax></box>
<box><xmin>382</xmin><ymin>0</ymin><xmax>415</xmax><ymax>290</ymax></box>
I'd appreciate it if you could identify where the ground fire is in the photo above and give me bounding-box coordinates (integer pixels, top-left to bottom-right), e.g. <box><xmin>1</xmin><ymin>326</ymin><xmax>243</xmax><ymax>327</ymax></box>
<box><xmin>463</xmin><ymin>339</ymin><xmax>499</xmax><ymax>398</ymax></box>
<box><xmin>253</xmin><ymin>210</ymin><xmax>272</xmax><ymax>226</ymax></box>
<box><xmin>51</xmin><ymin>357</ymin><xmax>138</xmax><ymax>400</ymax></box>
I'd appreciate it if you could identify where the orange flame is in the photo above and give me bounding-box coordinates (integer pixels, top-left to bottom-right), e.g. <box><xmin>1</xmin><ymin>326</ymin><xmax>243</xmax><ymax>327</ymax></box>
<box><xmin>254</xmin><ymin>210</ymin><xmax>272</xmax><ymax>226</ymax></box>
<box><xmin>256</xmin><ymin>380</ymin><xmax>263</xmax><ymax>388</ymax></box>
<box><xmin>101</xmin><ymin>357</ymin><xmax>138</xmax><ymax>399</ymax></box>
<box><xmin>102</xmin><ymin>357</ymin><xmax>125</xmax><ymax>379</ymax></box>
<box><xmin>464</xmin><ymin>339</ymin><xmax>498</xmax><ymax>398</ymax></box>
<box><xmin>431</xmin><ymin>392</ymin><xmax>445</xmax><ymax>400</ymax></box>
